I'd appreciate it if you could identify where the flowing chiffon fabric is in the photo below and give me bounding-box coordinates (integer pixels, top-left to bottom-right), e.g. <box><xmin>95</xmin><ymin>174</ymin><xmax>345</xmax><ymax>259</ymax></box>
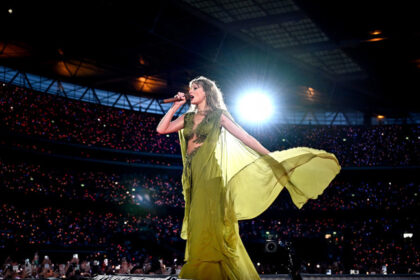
<box><xmin>178</xmin><ymin>109</ymin><xmax>341</xmax><ymax>279</ymax></box>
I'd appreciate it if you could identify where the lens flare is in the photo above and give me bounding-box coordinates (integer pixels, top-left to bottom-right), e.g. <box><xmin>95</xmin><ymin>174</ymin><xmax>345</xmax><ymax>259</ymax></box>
<box><xmin>237</xmin><ymin>91</ymin><xmax>273</xmax><ymax>123</ymax></box>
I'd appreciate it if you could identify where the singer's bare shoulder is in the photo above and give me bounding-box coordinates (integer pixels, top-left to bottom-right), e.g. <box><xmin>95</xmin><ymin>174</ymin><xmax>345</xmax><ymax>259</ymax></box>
<box><xmin>220</xmin><ymin>112</ymin><xmax>234</xmax><ymax>128</ymax></box>
<box><xmin>156</xmin><ymin>113</ymin><xmax>185</xmax><ymax>134</ymax></box>
<box><xmin>220</xmin><ymin>112</ymin><xmax>251</xmax><ymax>143</ymax></box>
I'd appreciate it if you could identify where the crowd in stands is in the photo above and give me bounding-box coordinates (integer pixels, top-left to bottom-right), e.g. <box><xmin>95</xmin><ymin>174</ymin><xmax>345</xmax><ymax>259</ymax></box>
<box><xmin>257</xmin><ymin>124</ymin><xmax>420</xmax><ymax>167</ymax></box>
<box><xmin>301</xmin><ymin>180</ymin><xmax>419</xmax><ymax>211</ymax></box>
<box><xmin>1</xmin><ymin>85</ymin><xmax>420</xmax><ymax>167</ymax></box>
<box><xmin>1</xmin><ymin>138</ymin><xmax>177</xmax><ymax>166</ymax></box>
<box><xmin>1</xmin><ymin>251</ymin><xmax>183</xmax><ymax>278</ymax></box>
<box><xmin>1</xmin><ymin>156</ymin><xmax>419</xmax><ymax>275</ymax></box>
<box><xmin>1</xmin><ymin>201</ymin><xmax>418</xmax><ymax>276</ymax></box>
<box><xmin>241</xmin><ymin>216</ymin><xmax>418</xmax><ymax>274</ymax></box>
<box><xmin>0</xmin><ymin>85</ymin><xmax>181</xmax><ymax>154</ymax></box>
<box><xmin>1</xmin><ymin>84</ymin><xmax>419</xmax><ymax>276</ymax></box>
<box><xmin>0</xmin><ymin>204</ymin><xmax>182</xmax><ymax>249</ymax></box>
<box><xmin>0</xmin><ymin>158</ymin><xmax>185</xmax><ymax>208</ymax></box>
<box><xmin>1</xmin><ymin>158</ymin><xmax>418</xmax><ymax>211</ymax></box>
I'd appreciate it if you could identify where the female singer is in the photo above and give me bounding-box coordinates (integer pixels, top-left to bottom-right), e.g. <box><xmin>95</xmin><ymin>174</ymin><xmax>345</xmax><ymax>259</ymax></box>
<box><xmin>156</xmin><ymin>76</ymin><xmax>340</xmax><ymax>279</ymax></box>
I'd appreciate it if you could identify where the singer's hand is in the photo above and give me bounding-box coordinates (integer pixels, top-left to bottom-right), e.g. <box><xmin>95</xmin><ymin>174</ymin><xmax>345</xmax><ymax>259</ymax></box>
<box><xmin>173</xmin><ymin>92</ymin><xmax>187</xmax><ymax>107</ymax></box>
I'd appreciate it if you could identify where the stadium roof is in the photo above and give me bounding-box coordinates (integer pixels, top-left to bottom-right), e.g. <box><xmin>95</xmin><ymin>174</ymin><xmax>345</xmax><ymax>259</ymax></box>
<box><xmin>1</xmin><ymin>0</ymin><xmax>419</xmax><ymax>116</ymax></box>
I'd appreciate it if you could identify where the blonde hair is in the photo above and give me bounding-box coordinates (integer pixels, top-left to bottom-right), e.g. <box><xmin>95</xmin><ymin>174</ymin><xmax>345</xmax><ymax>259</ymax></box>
<box><xmin>187</xmin><ymin>76</ymin><xmax>228</xmax><ymax>113</ymax></box>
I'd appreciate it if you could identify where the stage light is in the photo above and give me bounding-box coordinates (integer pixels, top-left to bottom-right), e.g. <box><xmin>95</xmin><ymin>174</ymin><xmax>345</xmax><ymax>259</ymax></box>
<box><xmin>403</xmin><ymin>233</ymin><xmax>413</xmax><ymax>238</ymax></box>
<box><xmin>134</xmin><ymin>76</ymin><xmax>166</xmax><ymax>93</ymax></box>
<box><xmin>377</xmin><ymin>115</ymin><xmax>385</xmax><ymax>119</ymax></box>
<box><xmin>8</xmin><ymin>8</ymin><xmax>13</xmax><ymax>14</ymax></box>
<box><xmin>370</xmin><ymin>30</ymin><xmax>382</xmax><ymax>36</ymax></box>
<box><xmin>139</xmin><ymin>57</ymin><xmax>148</xmax><ymax>66</ymax></box>
<box><xmin>236</xmin><ymin>90</ymin><xmax>274</xmax><ymax>123</ymax></box>
<box><xmin>366</xmin><ymin>37</ymin><xmax>386</xmax><ymax>42</ymax></box>
<box><xmin>307</xmin><ymin>87</ymin><xmax>315</xmax><ymax>97</ymax></box>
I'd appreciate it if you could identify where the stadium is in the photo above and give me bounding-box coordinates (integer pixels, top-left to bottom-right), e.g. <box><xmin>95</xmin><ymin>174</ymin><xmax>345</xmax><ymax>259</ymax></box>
<box><xmin>1</xmin><ymin>0</ymin><xmax>419</xmax><ymax>279</ymax></box>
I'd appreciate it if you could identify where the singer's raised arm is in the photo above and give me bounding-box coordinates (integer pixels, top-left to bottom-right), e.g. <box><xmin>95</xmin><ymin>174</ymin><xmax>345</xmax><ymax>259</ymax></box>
<box><xmin>156</xmin><ymin>105</ymin><xmax>185</xmax><ymax>134</ymax></box>
<box><xmin>220</xmin><ymin>113</ymin><xmax>270</xmax><ymax>155</ymax></box>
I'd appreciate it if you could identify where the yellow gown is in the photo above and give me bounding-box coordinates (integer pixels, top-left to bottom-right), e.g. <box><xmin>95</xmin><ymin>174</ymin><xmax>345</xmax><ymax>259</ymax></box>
<box><xmin>178</xmin><ymin>109</ymin><xmax>341</xmax><ymax>279</ymax></box>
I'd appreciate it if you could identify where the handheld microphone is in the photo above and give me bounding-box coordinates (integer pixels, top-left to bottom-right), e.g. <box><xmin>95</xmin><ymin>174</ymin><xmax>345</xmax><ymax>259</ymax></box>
<box><xmin>162</xmin><ymin>93</ymin><xmax>191</xmax><ymax>104</ymax></box>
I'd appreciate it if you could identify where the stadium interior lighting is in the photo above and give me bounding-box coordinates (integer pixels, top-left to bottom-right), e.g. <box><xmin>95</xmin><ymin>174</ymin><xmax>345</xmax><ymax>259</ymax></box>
<box><xmin>307</xmin><ymin>87</ymin><xmax>315</xmax><ymax>97</ymax></box>
<box><xmin>366</xmin><ymin>37</ymin><xmax>386</xmax><ymax>42</ymax></box>
<box><xmin>236</xmin><ymin>90</ymin><xmax>274</xmax><ymax>123</ymax></box>
<box><xmin>370</xmin><ymin>30</ymin><xmax>382</xmax><ymax>36</ymax></box>
<box><xmin>403</xmin><ymin>233</ymin><xmax>413</xmax><ymax>238</ymax></box>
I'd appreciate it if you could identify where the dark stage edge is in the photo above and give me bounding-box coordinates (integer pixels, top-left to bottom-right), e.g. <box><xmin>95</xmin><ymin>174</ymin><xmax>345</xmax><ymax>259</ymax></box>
<box><xmin>91</xmin><ymin>274</ymin><xmax>420</xmax><ymax>280</ymax></box>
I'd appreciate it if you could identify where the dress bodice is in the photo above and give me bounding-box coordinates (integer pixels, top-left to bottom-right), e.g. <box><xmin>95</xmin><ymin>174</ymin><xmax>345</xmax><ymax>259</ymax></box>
<box><xmin>183</xmin><ymin>110</ymin><xmax>220</xmax><ymax>145</ymax></box>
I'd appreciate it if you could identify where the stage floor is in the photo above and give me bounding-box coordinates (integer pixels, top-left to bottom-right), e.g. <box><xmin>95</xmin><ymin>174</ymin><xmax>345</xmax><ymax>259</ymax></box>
<box><xmin>93</xmin><ymin>274</ymin><xmax>420</xmax><ymax>280</ymax></box>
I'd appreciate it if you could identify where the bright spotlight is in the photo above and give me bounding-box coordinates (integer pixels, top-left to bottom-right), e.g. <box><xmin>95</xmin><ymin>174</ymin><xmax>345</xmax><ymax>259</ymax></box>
<box><xmin>403</xmin><ymin>233</ymin><xmax>413</xmax><ymax>238</ymax></box>
<box><xmin>237</xmin><ymin>91</ymin><xmax>273</xmax><ymax>123</ymax></box>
